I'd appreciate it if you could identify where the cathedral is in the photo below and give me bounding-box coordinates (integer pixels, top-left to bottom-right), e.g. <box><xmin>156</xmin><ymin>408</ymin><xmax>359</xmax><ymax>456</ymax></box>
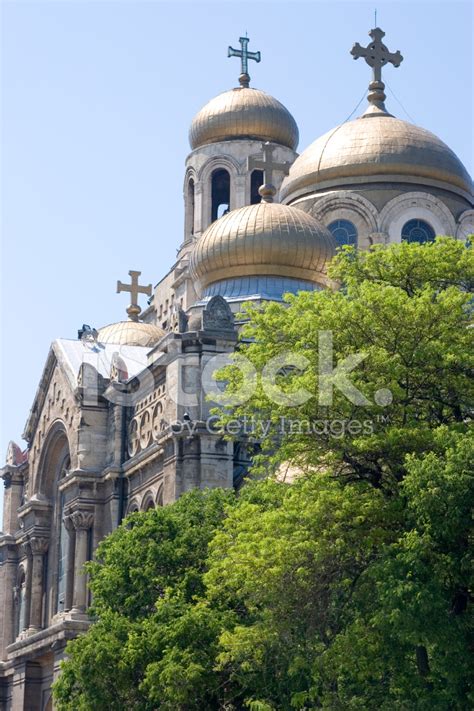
<box><xmin>0</xmin><ymin>27</ymin><xmax>472</xmax><ymax>710</ymax></box>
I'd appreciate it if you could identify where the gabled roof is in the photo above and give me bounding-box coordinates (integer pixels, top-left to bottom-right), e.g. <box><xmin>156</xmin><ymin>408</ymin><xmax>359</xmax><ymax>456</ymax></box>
<box><xmin>22</xmin><ymin>338</ymin><xmax>150</xmax><ymax>444</ymax></box>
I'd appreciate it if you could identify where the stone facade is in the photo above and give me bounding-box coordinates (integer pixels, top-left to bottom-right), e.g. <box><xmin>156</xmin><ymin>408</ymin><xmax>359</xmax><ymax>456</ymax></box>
<box><xmin>1</xmin><ymin>30</ymin><xmax>472</xmax><ymax>709</ymax></box>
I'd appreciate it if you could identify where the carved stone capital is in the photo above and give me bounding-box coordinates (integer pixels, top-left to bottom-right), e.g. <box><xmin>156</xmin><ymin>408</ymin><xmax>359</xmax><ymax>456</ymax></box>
<box><xmin>29</xmin><ymin>536</ymin><xmax>49</xmax><ymax>555</ymax></box>
<box><xmin>71</xmin><ymin>510</ymin><xmax>94</xmax><ymax>531</ymax></box>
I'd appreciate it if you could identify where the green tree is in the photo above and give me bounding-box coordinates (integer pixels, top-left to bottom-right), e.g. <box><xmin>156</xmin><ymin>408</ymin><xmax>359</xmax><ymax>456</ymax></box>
<box><xmin>216</xmin><ymin>238</ymin><xmax>473</xmax><ymax>488</ymax></box>
<box><xmin>204</xmin><ymin>430</ymin><xmax>473</xmax><ymax>709</ymax></box>
<box><xmin>54</xmin><ymin>239</ymin><xmax>473</xmax><ymax>710</ymax></box>
<box><xmin>53</xmin><ymin>488</ymin><xmax>237</xmax><ymax>710</ymax></box>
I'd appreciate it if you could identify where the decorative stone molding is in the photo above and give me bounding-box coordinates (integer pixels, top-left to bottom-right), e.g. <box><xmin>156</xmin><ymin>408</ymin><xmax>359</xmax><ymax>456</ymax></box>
<box><xmin>28</xmin><ymin>537</ymin><xmax>49</xmax><ymax>555</ymax></box>
<box><xmin>197</xmin><ymin>155</ymin><xmax>242</xmax><ymax>183</ymax></box>
<box><xmin>456</xmin><ymin>209</ymin><xmax>474</xmax><ymax>241</ymax></box>
<box><xmin>139</xmin><ymin>410</ymin><xmax>153</xmax><ymax>450</ymax></box>
<box><xmin>379</xmin><ymin>192</ymin><xmax>457</xmax><ymax>242</ymax></box>
<box><xmin>202</xmin><ymin>295</ymin><xmax>235</xmax><ymax>332</ymax></box>
<box><xmin>70</xmin><ymin>511</ymin><xmax>94</xmax><ymax>531</ymax></box>
<box><xmin>128</xmin><ymin>418</ymin><xmax>139</xmax><ymax>458</ymax></box>
<box><xmin>127</xmin><ymin>388</ymin><xmax>169</xmax><ymax>458</ymax></box>
<box><xmin>28</xmin><ymin>362</ymin><xmax>77</xmax><ymax>497</ymax></box>
<box><xmin>308</xmin><ymin>191</ymin><xmax>379</xmax><ymax>249</ymax></box>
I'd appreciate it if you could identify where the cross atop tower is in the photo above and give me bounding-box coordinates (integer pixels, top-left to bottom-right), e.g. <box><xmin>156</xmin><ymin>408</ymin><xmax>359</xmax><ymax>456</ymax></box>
<box><xmin>247</xmin><ymin>142</ymin><xmax>291</xmax><ymax>203</ymax></box>
<box><xmin>351</xmin><ymin>27</ymin><xmax>403</xmax><ymax>114</ymax></box>
<box><xmin>117</xmin><ymin>270</ymin><xmax>152</xmax><ymax>322</ymax></box>
<box><xmin>228</xmin><ymin>36</ymin><xmax>261</xmax><ymax>88</ymax></box>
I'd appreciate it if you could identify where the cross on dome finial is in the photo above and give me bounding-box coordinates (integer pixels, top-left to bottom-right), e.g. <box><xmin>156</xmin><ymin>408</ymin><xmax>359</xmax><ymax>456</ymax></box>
<box><xmin>247</xmin><ymin>142</ymin><xmax>291</xmax><ymax>203</ymax></box>
<box><xmin>228</xmin><ymin>36</ymin><xmax>261</xmax><ymax>88</ymax></box>
<box><xmin>351</xmin><ymin>27</ymin><xmax>403</xmax><ymax>115</ymax></box>
<box><xmin>116</xmin><ymin>270</ymin><xmax>152</xmax><ymax>322</ymax></box>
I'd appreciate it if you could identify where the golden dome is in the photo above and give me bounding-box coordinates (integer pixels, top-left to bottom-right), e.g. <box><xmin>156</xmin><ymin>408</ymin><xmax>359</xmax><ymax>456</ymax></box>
<box><xmin>98</xmin><ymin>321</ymin><xmax>165</xmax><ymax>348</ymax></box>
<box><xmin>189</xmin><ymin>87</ymin><xmax>299</xmax><ymax>151</ymax></box>
<box><xmin>190</xmin><ymin>201</ymin><xmax>335</xmax><ymax>290</ymax></box>
<box><xmin>280</xmin><ymin>114</ymin><xmax>473</xmax><ymax>202</ymax></box>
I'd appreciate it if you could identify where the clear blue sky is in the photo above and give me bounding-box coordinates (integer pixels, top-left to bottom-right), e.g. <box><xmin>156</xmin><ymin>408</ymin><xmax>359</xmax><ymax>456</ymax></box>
<box><xmin>1</xmin><ymin>0</ymin><xmax>472</xmax><ymax>523</ymax></box>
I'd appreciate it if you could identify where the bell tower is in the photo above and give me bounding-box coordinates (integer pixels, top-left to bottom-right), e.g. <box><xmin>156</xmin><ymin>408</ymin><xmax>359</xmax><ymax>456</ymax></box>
<box><xmin>183</xmin><ymin>35</ymin><xmax>299</xmax><ymax>245</ymax></box>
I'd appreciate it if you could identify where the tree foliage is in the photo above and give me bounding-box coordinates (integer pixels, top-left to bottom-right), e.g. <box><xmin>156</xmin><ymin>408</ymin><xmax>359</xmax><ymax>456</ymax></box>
<box><xmin>54</xmin><ymin>239</ymin><xmax>473</xmax><ymax>710</ymax></box>
<box><xmin>217</xmin><ymin>238</ymin><xmax>473</xmax><ymax>488</ymax></box>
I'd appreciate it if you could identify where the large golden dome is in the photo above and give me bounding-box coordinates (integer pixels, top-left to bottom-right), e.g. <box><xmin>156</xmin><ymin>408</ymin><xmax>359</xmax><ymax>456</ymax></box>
<box><xmin>189</xmin><ymin>87</ymin><xmax>299</xmax><ymax>151</ymax></box>
<box><xmin>280</xmin><ymin>114</ymin><xmax>473</xmax><ymax>203</ymax></box>
<box><xmin>98</xmin><ymin>321</ymin><xmax>165</xmax><ymax>348</ymax></box>
<box><xmin>190</xmin><ymin>201</ymin><xmax>335</xmax><ymax>290</ymax></box>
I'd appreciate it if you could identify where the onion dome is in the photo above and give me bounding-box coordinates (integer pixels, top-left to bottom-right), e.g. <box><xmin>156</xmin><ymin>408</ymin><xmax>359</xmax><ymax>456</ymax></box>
<box><xmin>280</xmin><ymin>115</ymin><xmax>472</xmax><ymax>203</ymax></box>
<box><xmin>190</xmin><ymin>197</ymin><xmax>335</xmax><ymax>293</ymax></box>
<box><xmin>97</xmin><ymin>321</ymin><xmax>164</xmax><ymax>348</ymax></box>
<box><xmin>189</xmin><ymin>87</ymin><xmax>299</xmax><ymax>151</ymax></box>
<box><xmin>189</xmin><ymin>35</ymin><xmax>298</xmax><ymax>151</ymax></box>
<box><xmin>281</xmin><ymin>27</ymin><xmax>472</xmax><ymax>204</ymax></box>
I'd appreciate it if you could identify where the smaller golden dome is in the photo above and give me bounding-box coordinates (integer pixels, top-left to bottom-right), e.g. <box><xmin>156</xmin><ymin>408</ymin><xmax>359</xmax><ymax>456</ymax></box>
<box><xmin>189</xmin><ymin>87</ymin><xmax>299</xmax><ymax>151</ymax></box>
<box><xmin>190</xmin><ymin>201</ymin><xmax>335</xmax><ymax>290</ymax></box>
<box><xmin>98</xmin><ymin>321</ymin><xmax>165</xmax><ymax>348</ymax></box>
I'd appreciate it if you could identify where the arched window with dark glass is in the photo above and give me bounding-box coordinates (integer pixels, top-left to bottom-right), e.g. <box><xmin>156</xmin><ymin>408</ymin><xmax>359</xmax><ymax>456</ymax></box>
<box><xmin>401</xmin><ymin>219</ymin><xmax>436</xmax><ymax>244</ymax></box>
<box><xmin>211</xmin><ymin>168</ymin><xmax>230</xmax><ymax>221</ymax></box>
<box><xmin>186</xmin><ymin>177</ymin><xmax>195</xmax><ymax>238</ymax></box>
<box><xmin>328</xmin><ymin>219</ymin><xmax>358</xmax><ymax>247</ymax></box>
<box><xmin>250</xmin><ymin>170</ymin><xmax>264</xmax><ymax>204</ymax></box>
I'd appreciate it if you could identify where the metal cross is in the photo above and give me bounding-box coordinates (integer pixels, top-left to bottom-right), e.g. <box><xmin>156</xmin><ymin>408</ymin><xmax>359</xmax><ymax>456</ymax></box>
<box><xmin>117</xmin><ymin>270</ymin><xmax>152</xmax><ymax>321</ymax></box>
<box><xmin>351</xmin><ymin>27</ymin><xmax>403</xmax><ymax>84</ymax></box>
<box><xmin>228</xmin><ymin>36</ymin><xmax>261</xmax><ymax>87</ymax></box>
<box><xmin>247</xmin><ymin>142</ymin><xmax>291</xmax><ymax>203</ymax></box>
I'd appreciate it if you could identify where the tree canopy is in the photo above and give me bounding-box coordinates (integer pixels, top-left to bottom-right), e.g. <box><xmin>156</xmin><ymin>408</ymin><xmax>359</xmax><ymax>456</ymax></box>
<box><xmin>54</xmin><ymin>239</ymin><xmax>473</xmax><ymax>710</ymax></box>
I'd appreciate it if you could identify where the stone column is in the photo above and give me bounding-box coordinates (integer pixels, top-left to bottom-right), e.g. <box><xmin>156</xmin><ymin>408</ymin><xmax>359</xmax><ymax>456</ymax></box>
<box><xmin>194</xmin><ymin>182</ymin><xmax>203</xmax><ymax>237</ymax></box>
<box><xmin>27</xmin><ymin>536</ymin><xmax>49</xmax><ymax>633</ymax></box>
<box><xmin>233</xmin><ymin>175</ymin><xmax>246</xmax><ymax>210</ymax></box>
<box><xmin>71</xmin><ymin>511</ymin><xmax>94</xmax><ymax>614</ymax></box>
<box><xmin>0</xmin><ymin>536</ymin><xmax>18</xmax><ymax>658</ymax></box>
<box><xmin>63</xmin><ymin>514</ymin><xmax>76</xmax><ymax>613</ymax></box>
<box><xmin>20</xmin><ymin>541</ymin><xmax>32</xmax><ymax>637</ymax></box>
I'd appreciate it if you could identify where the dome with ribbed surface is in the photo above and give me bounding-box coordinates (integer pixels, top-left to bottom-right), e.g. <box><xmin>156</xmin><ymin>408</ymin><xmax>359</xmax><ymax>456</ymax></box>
<box><xmin>189</xmin><ymin>87</ymin><xmax>299</xmax><ymax>150</ymax></box>
<box><xmin>98</xmin><ymin>321</ymin><xmax>165</xmax><ymax>348</ymax></box>
<box><xmin>280</xmin><ymin>114</ymin><xmax>473</xmax><ymax>203</ymax></box>
<box><xmin>190</xmin><ymin>201</ymin><xmax>335</xmax><ymax>290</ymax></box>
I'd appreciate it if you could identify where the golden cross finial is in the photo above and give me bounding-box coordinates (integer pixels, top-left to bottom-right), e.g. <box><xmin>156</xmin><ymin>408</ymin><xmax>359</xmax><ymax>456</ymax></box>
<box><xmin>228</xmin><ymin>36</ymin><xmax>261</xmax><ymax>88</ymax></box>
<box><xmin>247</xmin><ymin>142</ymin><xmax>291</xmax><ymax>203</ymax></box>
<box><xmin>351</xmin><ymin>27</ymin><xmax>403</xmax><ymax>113</ymax></box>
<box><xmin>116</xmin><ymin>270</ymin><xmax>152</xmax><ymax>322</ymax></box>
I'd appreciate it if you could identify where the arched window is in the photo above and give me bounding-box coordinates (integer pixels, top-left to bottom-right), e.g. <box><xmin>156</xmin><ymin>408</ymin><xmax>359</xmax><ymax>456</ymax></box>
<box><xmin>211</xmin><ymin>169</ymin><xmax>230</xmax><ymax>221</ymax></box>
<box><xmin>401</xmin><ymin>219</ymin><xmax>435</xmax><ymax>244</ymax></box>
<box><xmin>328</xmin><ymin>219</ymin><xmax>358</xmax><ymax>247</ymax></box>
<box><xmin>250</xmin><ymin>170</ymin><xmax>264</xmax><ymax>204</ymax></box>
<box><xmin>185</xmin><ymin>177</ymin><xmax>195</xmax><ymax>238</ymax></box>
